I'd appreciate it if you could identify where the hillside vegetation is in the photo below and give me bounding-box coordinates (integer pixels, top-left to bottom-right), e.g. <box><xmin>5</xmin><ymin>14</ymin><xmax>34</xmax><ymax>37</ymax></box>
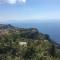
<box><xmin>0</xmin><ymin>24</ymin><xmax>60</xmax><ymax>60</ymax></box>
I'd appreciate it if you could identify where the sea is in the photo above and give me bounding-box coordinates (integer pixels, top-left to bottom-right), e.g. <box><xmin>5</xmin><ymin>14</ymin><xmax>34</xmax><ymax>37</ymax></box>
<box><xmin>11</xmin><ymin>21</ymin><xmax>60</xmax><ymax>44</ymax></box>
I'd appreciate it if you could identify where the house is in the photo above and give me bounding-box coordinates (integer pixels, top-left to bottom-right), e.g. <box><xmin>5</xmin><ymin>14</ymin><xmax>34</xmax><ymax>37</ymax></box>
<box><xmin>19</xmin><ymin>42</ymin><xmax>27</xmax><ymax>46</ymax></box>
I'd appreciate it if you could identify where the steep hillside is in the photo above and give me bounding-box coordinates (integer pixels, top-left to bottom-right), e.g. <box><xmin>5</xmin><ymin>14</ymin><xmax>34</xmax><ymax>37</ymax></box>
<box><xmin>0</xmin><ymin>24</ymin><xmax>60</xmax><ymax>60</ymax></box>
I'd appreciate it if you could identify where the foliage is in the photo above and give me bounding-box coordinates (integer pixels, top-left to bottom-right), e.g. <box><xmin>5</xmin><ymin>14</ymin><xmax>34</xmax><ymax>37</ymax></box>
<box><xmin>0</xmin><ymin>25</ymin><xmax>60</xmax><ymax>60</ymax></box>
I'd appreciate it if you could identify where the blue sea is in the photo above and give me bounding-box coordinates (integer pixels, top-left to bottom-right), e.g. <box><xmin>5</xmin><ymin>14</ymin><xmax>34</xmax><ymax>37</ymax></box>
<box><xmin>11</xmin><ymin>21</ymin><xmax>60</xmax><ymax>44</ymax></box>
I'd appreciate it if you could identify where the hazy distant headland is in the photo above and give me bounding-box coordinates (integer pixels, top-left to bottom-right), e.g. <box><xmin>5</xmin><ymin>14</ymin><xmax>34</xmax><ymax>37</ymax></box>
<box><xmin>0</xmin><ymin>20</ymin><xmax>60</xmax><ymax>43</ymax></box>
<box><xmin>9</xmin><ymin>21</ymin><xmax>60</xmax><ymax>44</ymax></box>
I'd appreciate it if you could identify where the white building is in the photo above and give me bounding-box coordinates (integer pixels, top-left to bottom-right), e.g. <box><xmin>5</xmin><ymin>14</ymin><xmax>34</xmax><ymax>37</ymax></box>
<box><xmin>19</xmin><ymin>42</ymin><xmax>27</xmax><ymax>46</ymax></box>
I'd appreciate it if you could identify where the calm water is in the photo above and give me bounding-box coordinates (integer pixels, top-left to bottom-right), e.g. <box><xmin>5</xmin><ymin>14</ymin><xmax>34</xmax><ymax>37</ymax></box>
<box><xmin>11</xmin><ymin>21</ymin><xmax>60</xmax><ymax>43</ymax></box>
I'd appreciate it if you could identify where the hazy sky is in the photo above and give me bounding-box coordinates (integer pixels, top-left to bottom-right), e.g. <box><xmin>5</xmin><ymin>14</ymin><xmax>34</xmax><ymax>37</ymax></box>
<box><xmin>0</xmin><ymin>0</ymin><xmax>60</xmax><ymax>22</ymax></box>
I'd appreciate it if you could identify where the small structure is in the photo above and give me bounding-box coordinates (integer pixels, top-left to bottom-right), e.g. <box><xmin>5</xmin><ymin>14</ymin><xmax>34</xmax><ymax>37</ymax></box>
<box><xmin>44</xmin><ymin>40</ymin><xmax>48</xmax><ymax>42</ymax></box>
<box><xmin>19</xmin><ymin>42</ymin><xmax>27</xmax><ymax>46</ymax></box>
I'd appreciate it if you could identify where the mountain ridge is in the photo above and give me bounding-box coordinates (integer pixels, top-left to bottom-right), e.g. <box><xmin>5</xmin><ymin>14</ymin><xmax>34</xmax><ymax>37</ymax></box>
<box><xmin>0</xmin><ymin>24</ymin><xmax>60</xmax><ymax>60</ymax></box>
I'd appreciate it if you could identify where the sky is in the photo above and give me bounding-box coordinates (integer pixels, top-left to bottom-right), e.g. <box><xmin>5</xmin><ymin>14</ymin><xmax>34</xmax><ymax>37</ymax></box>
<box><xmin>0</xmin><ymin>0</ymin><xmax>60</xmax><ymax>23</ymax></box>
